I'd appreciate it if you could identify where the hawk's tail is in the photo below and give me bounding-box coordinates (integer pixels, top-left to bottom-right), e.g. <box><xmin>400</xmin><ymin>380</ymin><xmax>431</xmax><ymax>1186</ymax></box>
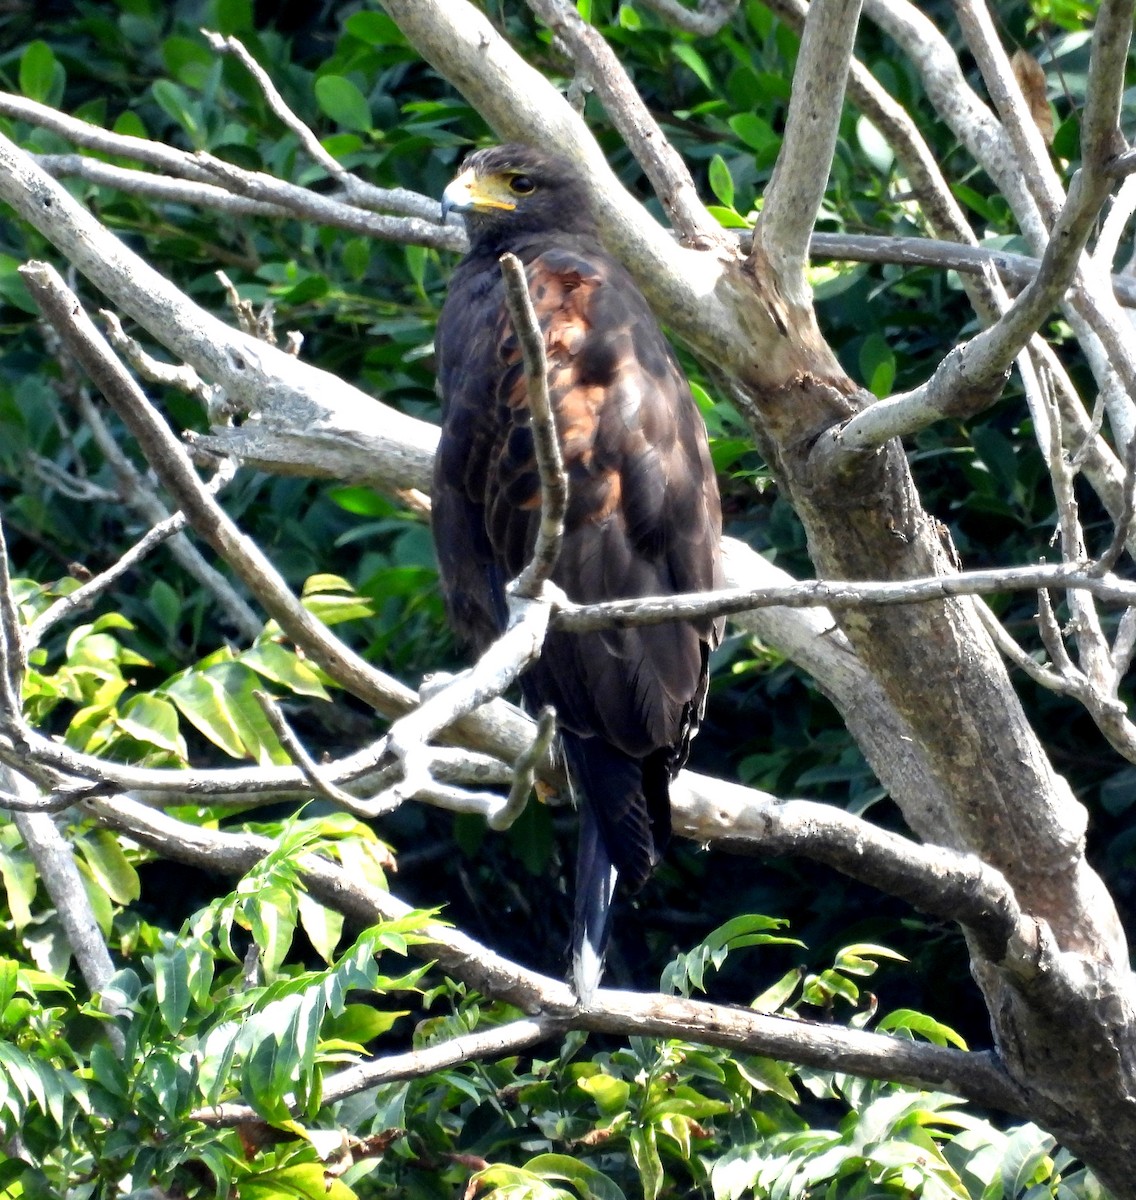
<box><xmin>572</xmin><ymin>803</ymin><xmax>618</xmax><ymax>1004</ymax></box>
<box><xmin>561</xmin><ymin>733</ymin><xmax>671</xmax><ymax>1003</ymax></box>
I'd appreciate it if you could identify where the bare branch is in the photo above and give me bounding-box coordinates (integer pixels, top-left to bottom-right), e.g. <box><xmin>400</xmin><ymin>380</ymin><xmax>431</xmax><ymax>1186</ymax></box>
<box><xmin>977</xmin><ymin>602</ymin><xmax>1084</xmax><ymax>699</ymax></box>
<box><xmin>2</xmin><ymin>768</ymin><xmax>125</xmax><ymax>1048</ymax></box>
<box><xmin>376</xmin><ymin>596</ymin><xmax>555</xmax><ymax>811</ymax></box>
<box><xmin>0</xmin><ymin>517</ymin><xmax>27</xmax><ymax>714</ymax></box>
<box><xmin>202</xmin><ymin>30</ymin><xmax>349</xmax><ymax>185</ymax></box>
<box><xmin>863</xmin><ymin>0</ymin><xmax>1136</xmax><ymax>460</ymax></box>
<box><xmin>33</xmin><ymin>151</ymin><xmax>461</xmax><ymax>251</ymax></box>
<box><xmin>552</xmin><ymin>561</ymin><xmax>1136</xmax><ymax>633</ymax></box>
<box><xmin>1092</xmin><ymin>441</ymin><xmax>1136</xmax><ymax>576</ymax></box>
<box><xmin>954</xmin><ymin>0</ymin><xmax>1065</xmax><ymax>227</ymax></box>
<box><xmin>806</xmin><ymin>234</ymin><xmax>1136</xmax><ymax>308</ymax></box>
<box><xmin>634</xmin><ymin>0</ymin><xmax>740</xmax><ymax>34</ymax></box>
<box><xmin>500</xmin><ymin>252</ymin><xmax>567</xmax><ymax>598</ymax></box>
<box><xmin>1095</xmin><ymin>175</ymin><xmax>1136</xmax><ymax>273</ymax></box>
<box><xmin>252</xmin><ymin>690</ymin><xmax>362</xmax><ymax>811</ymax></box>
<box><xmin>26</xmin><ymin>328</ymin><xmax>257</xmax><ymax>644</ymax></box>
<box><xmin>755</xmin><ymin>0</ymin><xmax>863</xmax><ymax>303</ymax></box>
<box><xmin>0</xmin><ymin>86</ymin><xmax>447</xmax><ymax>230</ymax></box>
<box><xmin>101</xmin><ymin>310</ymin><xmax>214</xmax><ymax>403</ymax></box>
<box><xmin>824</xmin><ymin>152</ymin><xmax>1121</xmax><ymax>456</ymax></box>
<box><xmin>0</xmin><ymin>131</ymin><xmax>439</xmax><ymax>497</ymax></box>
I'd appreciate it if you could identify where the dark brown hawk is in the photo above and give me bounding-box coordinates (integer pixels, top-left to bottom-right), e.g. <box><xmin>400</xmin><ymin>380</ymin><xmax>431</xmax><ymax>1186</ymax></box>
<box><xmin>433</xmin><ymin>144</ymin><xmax>724</xmax><ymax>998</ymax></box>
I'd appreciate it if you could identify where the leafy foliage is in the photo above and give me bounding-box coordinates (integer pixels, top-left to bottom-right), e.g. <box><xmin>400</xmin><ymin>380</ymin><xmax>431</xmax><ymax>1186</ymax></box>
<box><xmin>0</xmin><ymin>0</ymin><xmax>1127</xmax><ymax>1194</ymax></box>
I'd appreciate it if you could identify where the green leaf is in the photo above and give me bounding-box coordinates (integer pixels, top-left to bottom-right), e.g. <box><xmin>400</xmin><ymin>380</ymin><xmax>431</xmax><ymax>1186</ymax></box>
<box><xmin>327</xmin><ymin>486</ymin><xmax>389</xmax><ymax>517</ymax></box>
<box><xmin>729</xmin><ymin>112</ymin><xmax>777</xmax><ymax>154</ymax></box>
<box><xmin>326</xmin><ymin>1003</ymin><xmax>407</xmax><ymax>1046</ymax></box>
<box><xmin>246</xmin><ymin>883</ymin><xmax>298</xmax><ymax>977</ymax></box>
<box><xmin>239</xmin><ymin>1165</ymin><xmax>356</xmax><ymax>1200</ymax></box>
<box><xmin>242</xmin><ymin>641</ymin><xmax>331</xmax><ymax>700</ymax></box>
<box><xmin>735</xmin><ymin>1056</ymin><xmax>799</xmax><ymax>1102</ymax></box>
<box><xmin>77</xmin><ymin>830</ymin><xmax>140</xmax><ymax>905</ymax></box>
<box><xmin>19</xmin><ymin>42</ymin><xmax>59</xmax><ymax>104</ymax></box>
<box><xmin>116</xmin><ymin>694</ymin><xmax>187</xmax><ymax>758</ymax></box>
<box><xmin>315</xmin><ymin>75</ymin><xmax>373</xmax><ymax>132</ymax></box>
<box><xmin>859</xmin><ymin>332</ymin><xmax>897</xmax><ymax>398</ymax></box>
<box><xmin>151</xmin><ymin>79</ymin><xmax>201</xmax><ymax>142</ymax></box>
<box><xmin>577</xmin><ymin>1073</ymin><xmax>631</xmax><ymax>1116</ymax></box>
<box><xmin>971</xmin><ymin>425</ymin><xmax>1021</xmax><ymax>495</ymax></box>
<box><xmin>671</xmin><ymin>42</ymin><xmax>714</xmax><ymax>90</ymax></box>
<box><xmin>856</xmin><ymin>114</ymin><xmax>895</xmax><ymax>172</ymax></box>
<box><xmin>343</xmin><ymin>11</ymin><xmax>406</xmax><ymax>45</ymax></box>
<box><xmin>148</xmin><ymin>579</ymin><xmax>182</xmax><ymax>637</ymax></box>
<box><xmin>877</xmin><ymin>1008</ymin><xmax>967</xmax><ymax>1049</ymax></box>
<box><xmin>708</xmin><ymin>154</ymin><xmax>735</xmax><ymax>208</ymax></box>
<box><xmin>297</xmin><ymin>891</ymin><xmax>345</xmax><ymax>964</ymax></box>
<box><xmin>152</xmin><ymin>946</ymin><xmax>192</xmax><ymax>1034</ymax></box>
<box><xmin>524</xmin><ymin>1153</ymin><xmax>628</xmax><ymax>1200</ymax></box>
<box><xmin>0</xmin><ymin>960</ymin><xmax>18</xmax><ymax>1014</ymax></box>
<box><xmin>163</xmin><ymin>662</ymin><xmax>289</xmax><ymax>764</ymax></box>
<box><xmin>629</xmin><ymin>1123</ymin><xmax>664</xmax><ymax>1200</ymax></box>
<box><xmin>707</xmin><ymin>204</ymin><xmax>751</xmax><ymax>229</ymax></box>
<box><xmin>0</xmin><ymin>848</ymin><xmax>38</xmax><ymax>933</ymax></box>
<box><xmin>1000</xmin><ymin>1123</ymin><xmax>1057</xmax><ymax>1193</ymax></box>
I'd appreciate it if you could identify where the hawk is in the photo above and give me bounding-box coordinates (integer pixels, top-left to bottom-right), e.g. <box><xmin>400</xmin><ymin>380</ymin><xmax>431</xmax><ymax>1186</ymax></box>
<box><xmin>433</xmin><ymin>144</ymin><xmax>724</xmax><ymax>999</ymax></box>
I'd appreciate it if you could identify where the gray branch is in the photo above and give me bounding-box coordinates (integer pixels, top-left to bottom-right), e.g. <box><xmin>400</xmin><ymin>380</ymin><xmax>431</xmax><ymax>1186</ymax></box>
<box><xmin>755</xmin><ymin>0</ymin><xmax>863</xmax><ymax>304</ymax></box>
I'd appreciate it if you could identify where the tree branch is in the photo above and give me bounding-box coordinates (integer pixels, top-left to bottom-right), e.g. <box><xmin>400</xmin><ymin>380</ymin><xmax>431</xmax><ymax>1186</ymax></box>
<box><xmin>551</xmin><ymin>561</ymin><xmax>1136</xmax><ymax>632</ymax></box>
<box><xmin>0</xmin><ymin>129</ymin><xmax>439</xmax><ymax>495</ymax></box>
<box><xmin>754</xmin><ymin>0</ymin><xmax>863</xmax><ymax>304</ymax></box>
<box><xmin>500</xmin><ymin>252</ymin><xmax>567</xmax><ymax>598</ymax></box>
<box><xmin>633</xmin><ymin>0</ymin><xmax>741</xmax><ymax>35</ymax></box>
<box><xmin>85</xmin><ymin>790</ymin><xmax>1033</xmax><ymax>1117</ymax></box>
<box><xmin>191</xmin><ymin>1016</ymin><xmax>567</xmax><ymax>1125</ymax></box>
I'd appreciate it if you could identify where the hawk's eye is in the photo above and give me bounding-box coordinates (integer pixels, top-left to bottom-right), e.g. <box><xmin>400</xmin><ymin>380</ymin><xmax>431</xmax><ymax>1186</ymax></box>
<box><xmin>509</xmin><ymin>174</ymin><xmax>536</xmax><ymax>195</ymax></box>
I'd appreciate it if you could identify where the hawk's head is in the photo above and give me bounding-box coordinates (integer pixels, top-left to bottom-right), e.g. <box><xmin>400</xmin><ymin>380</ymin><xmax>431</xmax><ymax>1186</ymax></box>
<box><xmin>441</xmin><ymin>144</ymin><xmax>597</xmax><ymax>248</ymax></box>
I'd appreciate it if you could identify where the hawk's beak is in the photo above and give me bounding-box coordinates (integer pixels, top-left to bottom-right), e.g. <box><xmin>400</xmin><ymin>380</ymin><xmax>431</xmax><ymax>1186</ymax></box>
<box><xmin>441</xmin><ymin>167</ymin><xmax>516</xmax><ymax>220</ymax></box>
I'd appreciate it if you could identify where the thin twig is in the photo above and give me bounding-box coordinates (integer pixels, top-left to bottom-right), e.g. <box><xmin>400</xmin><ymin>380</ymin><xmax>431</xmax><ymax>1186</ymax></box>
<box><xmin>203</xmin><ymin>31</ymin><xmax>350</xmax><ymax>186</ymax></box>
<box><xmin>26</xmin><ymin>512</ymin><xmax>189</xmax><ymax>651</ymax></box>
<box><xmin>499</xmin><ymin>252</ymin><xmax>567</xmax><ymax>599</ymax></box>
<box><xmin>551</xmin><ymin>561</ymin><xmax>1136</xmax><ymax>633</ymax></box>
<box><xmin>977</xmin><ymin>602</ymin><xmax>1084</xmax><ymax>700</ymax></box>
<box><xmin>0</xmin><ymin>517</ymin><xmax>26</xmax><ymax>713</ymax></box>
<box><xmin>101</xmin><ymin>311</ymin><xmax>214</xmax><ymax>404</ymax></box>
<box><xmin>634</xmin><ymin>0</ymin><xmax>740</xmax><ymax>34</ymax></box>
<box><xmin>1111</xmin><ymin>606</ymin><xmax>1136</xmax><ymax>685</ymax></box>
<box><xmin>2</xmin><ymin>767</ymin><xmax>125</xmax><ymax>1050</ymax></box>
<box><xmin>379</xmin><ymin>599</ymin><xmax>554</xmax><ymax>807</ymax></box>
<box><xmin>754</xmin><ymin>0</ymin><xmax>863</xmax><ymax>304</ymax></box>
<box><xmin>252</xmin><ymin>690</ymin><xmax>362</xmax><ymax>810</ymax></box>
<box><xmin>19</xmin><ymin>261</ymin><xmax>420</xmax><ymax>722</ymax></box>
